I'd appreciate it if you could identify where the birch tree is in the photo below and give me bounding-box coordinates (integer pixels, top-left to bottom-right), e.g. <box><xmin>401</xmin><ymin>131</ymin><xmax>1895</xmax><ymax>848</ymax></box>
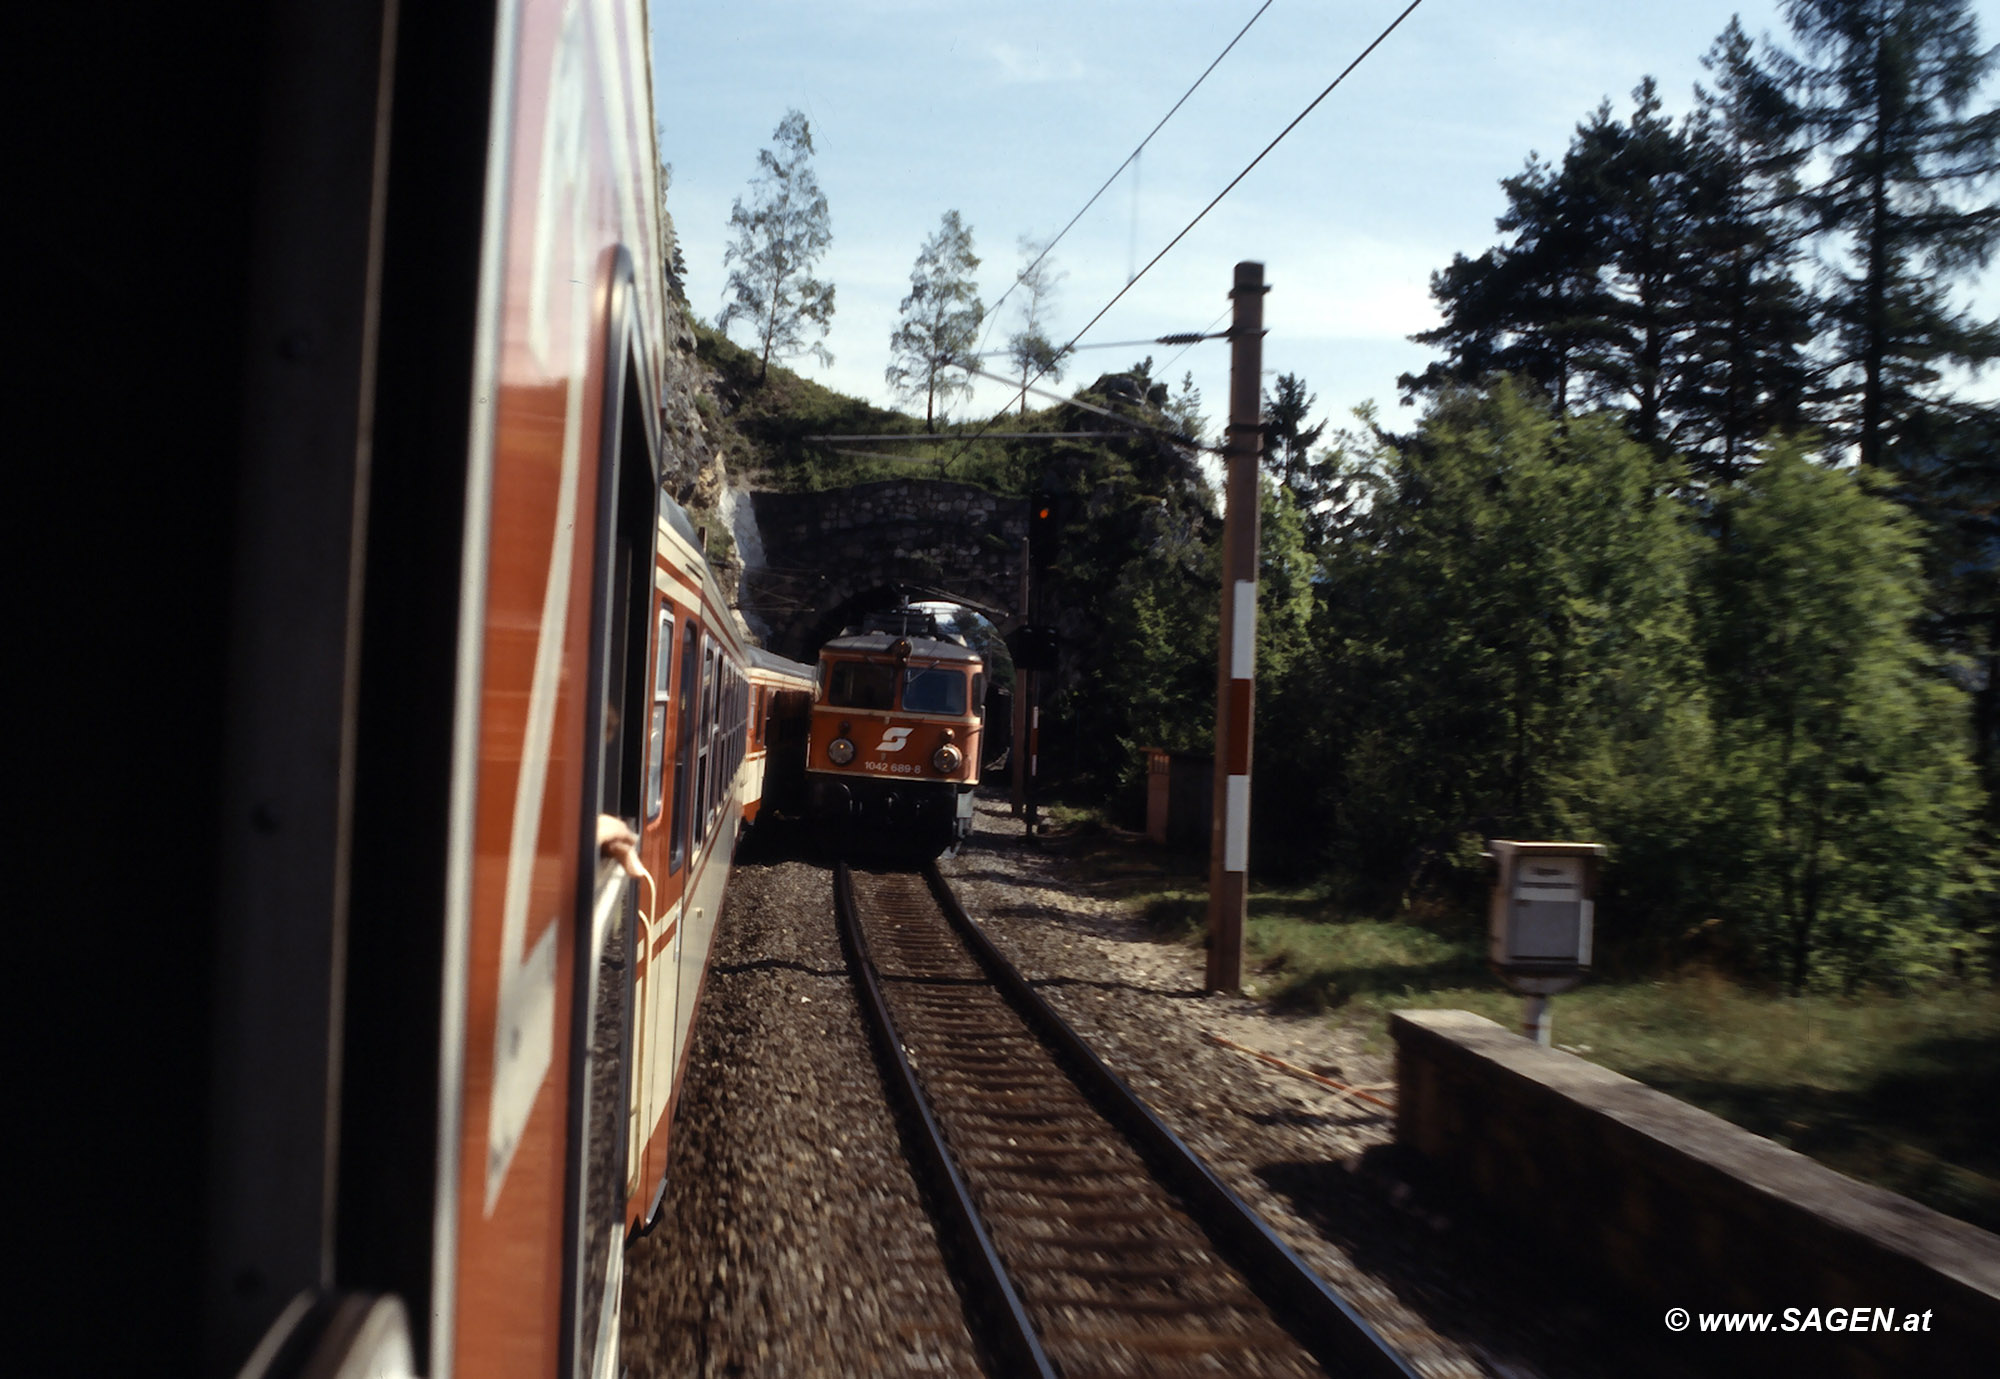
<box><xmin>719</xmin><ymin>110</ymin><xmax>835</xmax><ymax>382</ymax></box>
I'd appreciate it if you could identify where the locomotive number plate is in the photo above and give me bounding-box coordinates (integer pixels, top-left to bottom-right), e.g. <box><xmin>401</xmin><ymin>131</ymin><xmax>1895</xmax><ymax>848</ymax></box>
<box><xmin>864</xmin><ymin>760</ymin><xmax>923</xmax><ymax>775</ymax></box>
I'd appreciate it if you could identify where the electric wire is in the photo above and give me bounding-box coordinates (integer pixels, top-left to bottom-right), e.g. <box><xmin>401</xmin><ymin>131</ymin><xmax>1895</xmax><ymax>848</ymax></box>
<box><xmin>972</xmin><ymin>0</ymin><xmax>1277</xmax><ymax>358</ymax></box>
<box><xmin>1054</xmin><ymin>0</ymin><xmax>1427</xmax><ymax>365</ymax></box>
<box><xmin>962</xmin><ymin>331</ymin><xmax>1225</xmax><ymax>360</ymax></box>
<box><xmin>945</xmin><ymin>0</ymin><xmax>1426</xmax><ymax>472</ymax></box>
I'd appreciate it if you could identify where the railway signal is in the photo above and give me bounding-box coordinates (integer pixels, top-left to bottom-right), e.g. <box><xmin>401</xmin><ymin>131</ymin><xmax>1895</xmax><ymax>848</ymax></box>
<box><xmin>1028</xmin><ymin>494</ymin><xmax>1062</xmax><ymax>569</ymax></box>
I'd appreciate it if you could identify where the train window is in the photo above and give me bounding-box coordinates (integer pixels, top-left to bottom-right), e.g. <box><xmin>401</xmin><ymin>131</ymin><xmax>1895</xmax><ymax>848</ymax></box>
<box><xmin>971</xmin><ymin>672</ymin><xmax>985</xmax><ymax>718</ymax></box>
<box><xmin>669</xmin><ymin>618</ymin><xmax>700</xmax><ymax>873</ymax></box>
<box><xmin>695</xmin><ymin>641</ymin><xmax>713</xmax><ymax>843</ymax></box>
<box><xmin>901</xmin><ymin>666</ymin><xmax>967</xmax><ymax>715</ymax></box>
<box><xmin>826</xmin><ymin>660</ymin><xmax>895</xmax><ymax>709</ymax></box>
<box><xmin>645</xmin><ymin>608</ymin><xmax>672</xmax><ymax>821</ymax></box>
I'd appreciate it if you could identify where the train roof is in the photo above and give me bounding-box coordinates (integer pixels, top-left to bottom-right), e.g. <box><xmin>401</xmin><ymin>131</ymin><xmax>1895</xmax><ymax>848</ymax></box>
<box><xmin>819</xmin><ymin>632</ymin><xmax>983</xmax><ymax>665</ymax></box>
<box><xmin>746</xmin><ymin>645</ymin><xmax>815</xmax><ymax>681</ymax></box>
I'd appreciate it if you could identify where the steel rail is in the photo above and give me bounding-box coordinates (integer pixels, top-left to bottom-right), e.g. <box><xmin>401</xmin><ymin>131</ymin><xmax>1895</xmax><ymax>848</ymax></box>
<box><xmin>830</xmin><ymin>862</ymin><xmax>1059</xmax><ymax>1379</ymax></box>
<box><xmin>920</xmin><ymin>862</ymin><xmax>1423</xmax><ymax>1379</ymax></box>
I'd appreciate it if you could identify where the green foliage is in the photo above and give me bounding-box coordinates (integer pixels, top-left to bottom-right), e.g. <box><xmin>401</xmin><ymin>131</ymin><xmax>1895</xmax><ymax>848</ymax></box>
<box><xmin>1404</xmin><ymin>78</ymin><xmax>1816</xmax><ymax>479</ymax></box>
<box><xmin>1697</xmin><ymin>443</ymin><xmax>1988</xmax><ymax>989</ymax></box>
<box><xmin>718</xmin><ymin>110</ymin><xmax>835</xmax><ymax>381</ymax></box>
<box><xmin>1779</xmin><ymin>0</ymin><xmax>2000</xmax><ymax>467</ymax></box>
<box><xmin>886</xmin><ymin>211</ymin><xmax>983</xmax><ymax>432</ymax></box>
<box><xmin>1315</xmin><ymin>383</ymin><xmax>1699</xmax><ymax>901</ymax></box>
<box><xmin>1005</xmin><ymin>235</ymin><xmax>1069</xmax><ymax>416</ymax></box>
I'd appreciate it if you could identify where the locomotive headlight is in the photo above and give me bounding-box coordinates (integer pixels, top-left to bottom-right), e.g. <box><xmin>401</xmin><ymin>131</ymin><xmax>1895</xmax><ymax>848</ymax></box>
<box><xmin>827</xmin><ymin>736</ymin><xmax>856</xmax><ymax>765</ymax></box>
<box><xmin>931</xmin><ymin>743</ymin><xmax>962</xmax><ymax>774</ymax></box>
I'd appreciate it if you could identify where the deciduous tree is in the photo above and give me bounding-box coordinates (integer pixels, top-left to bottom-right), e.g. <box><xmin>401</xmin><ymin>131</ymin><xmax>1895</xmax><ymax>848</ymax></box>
<box><xmin>718</xmin><ymin>110</ymin><xmax>835</xmax><ymax>383</ymax></box>
<box><xmin>887</xmin><ymin>211</ymin><xmax>982</xmax><ymax>432</ymax></box>
<box><xmin>1699</xmin><ymin>443</ymin><xmax>1985</xmax><ymax>989</ymax></box>
<box><xmin>1006</xmin><ymin>236</ymin><xmax>1068</xmax><ymax>416</ymax></box>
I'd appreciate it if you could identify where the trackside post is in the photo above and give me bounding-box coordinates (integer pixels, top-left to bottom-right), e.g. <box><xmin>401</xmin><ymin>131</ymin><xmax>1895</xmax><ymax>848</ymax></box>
<box><xmin>1207</xmin><ymin>262</ymin><xmax>1266</xmax><ymax>992</ymax></box>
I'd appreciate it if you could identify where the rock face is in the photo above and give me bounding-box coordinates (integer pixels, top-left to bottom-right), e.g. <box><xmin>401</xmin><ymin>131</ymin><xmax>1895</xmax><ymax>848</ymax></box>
<box><xmin>650</xmin><ymin>199</ymin><xmax>738</xmax><ymax>518</ymax></box>
<box><xmin>746</xmin><ymin>480</ymin><xmax>1028</xmax><ymax>660</ymax></box>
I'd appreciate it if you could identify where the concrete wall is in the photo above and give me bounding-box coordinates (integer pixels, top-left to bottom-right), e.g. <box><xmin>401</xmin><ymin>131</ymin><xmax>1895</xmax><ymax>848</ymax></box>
<box><xmin>1391</xmin><ymin>1008</ymin><xmax>2000</xmax><ymax>1377</ymax></box>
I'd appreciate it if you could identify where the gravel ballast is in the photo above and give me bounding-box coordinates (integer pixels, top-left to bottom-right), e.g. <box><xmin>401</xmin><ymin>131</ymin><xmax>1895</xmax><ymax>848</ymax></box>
<box><xmin>623</xmin><ymin>797</ymin><xmax>1683</xmax><ymax>1377</ymax></box>
<box><xmin>941</xmin><ymin>794</ymin><xmax>1684</xmax><ymax>1379</ymax></box>
<box><xmin>619</xmin><ymin>836</ymin><xmax>984</xmax><ymax>1378</ymax></box>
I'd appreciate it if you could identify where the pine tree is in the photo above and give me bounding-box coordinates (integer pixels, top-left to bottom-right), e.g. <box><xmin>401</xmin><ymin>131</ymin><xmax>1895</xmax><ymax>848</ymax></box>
<box><xmin>1401</xmin><ymin>141</ymin><xmax>1617</xmax><ymax>412</ymax></box>
<box><xmin>1406</xmin><ymin>73</ymin><xmax>1821</xmax><ymax>480</ymax></box>
<box><xmin>887</xmin><ymin>211</ymin><xmax>983</xmax><ymax>432</ymax></box>
<box><xmin>718</xmin><ymin>110</ymin><xmax>836</xmax><ymax>383</ymax></box>
<box><xmin>1262</xmin><ymin>374</ymin><xmax>1326</xmax><ymax>492</ymax></box>
<box><xmin>1672</xmin><ymin>20</ymin><xmax>1818</xmax><ymax>481</ymax></box>
<box><xmin>1779</xmin><ymin>0</ymin><xmax>2000</xmax><ymax>466</ymax></box>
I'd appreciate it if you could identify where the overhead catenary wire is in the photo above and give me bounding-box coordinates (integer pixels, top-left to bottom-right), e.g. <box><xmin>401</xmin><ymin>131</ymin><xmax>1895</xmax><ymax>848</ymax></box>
<box><xmin>1054</xmin><ymin>0</ymin><xmax>1429</xmax><ymax>367</ymax></box>
<box><xmin>960</xmin><ymin>331</ymin><xmax>1226</xmax><ymax>361</ymax></box>
<box><xmin>972</xmin><ymin>0</ymin><xmax>1278</xmax><ymax>357</ymax></box>
<box><xmin>946</xmin><ymin>0</ymin><xmax>1426</xmax><ymax>472</ymax></box>
<box><xmin>956</xmin><ymin>362</ymin><xmax>1207</xmax><ymax>451</ymax></box>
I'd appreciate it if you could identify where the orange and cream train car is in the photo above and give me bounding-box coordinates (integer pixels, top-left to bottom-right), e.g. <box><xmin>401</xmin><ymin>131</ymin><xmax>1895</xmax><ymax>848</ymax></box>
<box><xmin>623</xmin><ymin>518</ymin><xmax>813</xmax><ymax>1254</ymax></box>
<box><xmin>63</xmin><ymin>0</ymin><xmax>808</xmax><ymax>1376</ymax></box>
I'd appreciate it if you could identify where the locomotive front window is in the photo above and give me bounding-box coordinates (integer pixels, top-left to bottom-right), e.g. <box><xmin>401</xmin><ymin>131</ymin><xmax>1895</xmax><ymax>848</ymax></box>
<box><xmin>901</xmin><ymin>666</ymin><xmax>966</xmax><ymax>716</ymax></box>
<box><xmin>826</xmin><ymin>660</ymin><xmax>895</xmax><ymax>710</ymax></box>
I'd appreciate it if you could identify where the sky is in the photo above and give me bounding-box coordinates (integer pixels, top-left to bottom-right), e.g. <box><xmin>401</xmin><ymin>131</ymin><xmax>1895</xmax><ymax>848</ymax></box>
<box><xmin>650</xmin><ymin>0</ymin><xmax>2000</xmax><ymax>450</ymax></box>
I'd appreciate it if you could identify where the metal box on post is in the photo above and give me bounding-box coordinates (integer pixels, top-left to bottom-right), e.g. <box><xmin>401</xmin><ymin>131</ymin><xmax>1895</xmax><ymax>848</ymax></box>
<box><xmin>1486</xmin><ymin>840</ymin><xmax>1606</xmax><ymax>1043</ymax></box>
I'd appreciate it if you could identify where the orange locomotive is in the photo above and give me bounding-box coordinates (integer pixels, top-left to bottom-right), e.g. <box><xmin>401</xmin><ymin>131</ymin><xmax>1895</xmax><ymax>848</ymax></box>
<box><xmin>807</xmin><ymin>608</ymin><xmax>987</xmax><ymax>856</ymax></box>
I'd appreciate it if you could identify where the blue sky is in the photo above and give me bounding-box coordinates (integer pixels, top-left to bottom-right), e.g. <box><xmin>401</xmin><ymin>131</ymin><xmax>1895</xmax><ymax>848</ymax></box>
<box><xmin>651</xmin><ymin>1</ymin><xmax>1999</xmax><ymax>447</ymax></box>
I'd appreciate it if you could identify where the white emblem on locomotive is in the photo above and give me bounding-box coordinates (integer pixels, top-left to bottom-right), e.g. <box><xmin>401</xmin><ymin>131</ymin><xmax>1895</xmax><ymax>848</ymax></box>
<box><xmin>877</xmin><ymin>726</ymin><xmax>913</xmax><ymax>752</ymax></box>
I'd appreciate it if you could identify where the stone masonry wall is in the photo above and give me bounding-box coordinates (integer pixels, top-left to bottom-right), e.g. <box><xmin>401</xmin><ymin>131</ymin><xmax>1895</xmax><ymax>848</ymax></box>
<box><xmin>1391</xmin><ymin>1009</ymin><xmax>2000</xmax><ymax>1377</ymax></box>
<box><xmin>747</xmin><ymin>480</ymin><xmax>1026</xmax><ymax>658</ymax></box>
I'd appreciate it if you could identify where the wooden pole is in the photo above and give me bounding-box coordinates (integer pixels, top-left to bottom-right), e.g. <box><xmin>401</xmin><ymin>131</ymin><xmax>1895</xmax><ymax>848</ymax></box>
<box><xmin>1206</xmin><ymin>262</ymin><xmax>1265</xmax><ymax>993</ymax></box>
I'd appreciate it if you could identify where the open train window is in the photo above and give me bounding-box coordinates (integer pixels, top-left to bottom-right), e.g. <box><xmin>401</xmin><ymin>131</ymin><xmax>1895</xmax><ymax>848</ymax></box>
<box><xmin>645</xmin><ymin>607</ymin><xmax>672</xmax><ymax>821</ymax></box>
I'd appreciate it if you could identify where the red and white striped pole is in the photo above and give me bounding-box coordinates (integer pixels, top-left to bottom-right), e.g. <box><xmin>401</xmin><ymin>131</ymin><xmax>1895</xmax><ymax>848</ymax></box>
<box><xmin>1207</xmin><ymin>261</ymin><xmax>1265</xmax><ymax>993</ymax></box>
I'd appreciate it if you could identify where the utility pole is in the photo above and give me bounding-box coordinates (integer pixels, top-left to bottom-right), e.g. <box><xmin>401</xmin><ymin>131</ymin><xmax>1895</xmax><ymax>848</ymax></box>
<box><xmin>1206</xmin><ymin>262</ymin><xmax>1265</xmax><ymax>993</ymax></box>
<box><xmin>1011</xmin><ymin>539</ymin><xmax>1030</xmax><ymax>819</ymax></box>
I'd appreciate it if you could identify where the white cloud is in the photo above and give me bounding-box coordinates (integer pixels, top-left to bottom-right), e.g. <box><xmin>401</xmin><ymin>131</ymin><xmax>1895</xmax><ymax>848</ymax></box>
<box><xmin>986</xmin><ymin>41</ymin><xmax>1087</xmax><ymax>86</ymax></box>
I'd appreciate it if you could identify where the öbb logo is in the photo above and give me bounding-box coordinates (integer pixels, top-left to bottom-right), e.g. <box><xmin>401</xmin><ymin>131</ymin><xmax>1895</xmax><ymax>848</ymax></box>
<box><xmin>876</xmin><ymin>727</ymin><xmax>913</xmax><ymax>753</ymax></box>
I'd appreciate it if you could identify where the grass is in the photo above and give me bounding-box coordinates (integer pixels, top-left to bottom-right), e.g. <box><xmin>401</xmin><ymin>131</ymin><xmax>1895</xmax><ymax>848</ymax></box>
<box><xmin>695</xmin><ymin>323</ymin><xmax>1050</xmax><ymax>495</ymax></box>
<box><xmin>1059</xmin><ymin>827</ymin><xmax>2000</xmax><ymax>1234</ymax></box>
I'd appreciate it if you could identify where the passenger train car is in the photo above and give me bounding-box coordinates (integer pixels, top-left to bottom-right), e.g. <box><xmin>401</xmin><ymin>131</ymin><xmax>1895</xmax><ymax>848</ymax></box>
<box><xmin>807</xmin><ymin>609</ymin><xmax>988</xmax><ymax>856</ymax></box>
<box><xmin>35</xmin><ymin>1</ymin><xmax>808</xmax><ymax>1377</ymax></box>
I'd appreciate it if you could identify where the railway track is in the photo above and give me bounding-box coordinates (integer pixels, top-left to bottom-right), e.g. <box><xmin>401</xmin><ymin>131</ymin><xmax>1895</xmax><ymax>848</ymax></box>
<box><xmin>833</xmin><ymin>862</ymin><xmax>1419</xmax><ymax>1379</ymax></box>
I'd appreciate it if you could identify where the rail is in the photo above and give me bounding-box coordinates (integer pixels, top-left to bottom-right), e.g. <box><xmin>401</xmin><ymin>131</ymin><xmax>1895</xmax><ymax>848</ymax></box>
<box><xmin>832</xmin><ymin>860</ymin><xmax>1419</xmax><ymax>1379</ymax></box>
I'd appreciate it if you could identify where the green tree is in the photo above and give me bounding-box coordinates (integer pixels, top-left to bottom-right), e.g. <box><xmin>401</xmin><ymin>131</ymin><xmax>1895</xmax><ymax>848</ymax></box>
<box><xmin>1673</xmin><ymin>19</ymin><xmax>1818</xmax><ymax>480</ymax></box>
<box><xmin>1263</xmin><ymin>374</ymin><xmax>1326</xmax><ymax>491</ymax></box>
<box><xmin>1318</xmin><ymin>383</ymin><xmax>1699</xmax><ymax>901</ymax></box>
<box><xmin>887</xmin><ymin>211</ymin><xmax>983</xmax><ymax>432</ymax></box>
<box><xmin>1006</xmin><ymin>236</ymin><xmax>1068</xmax><ymax>416</ymax></box>
<box><xmin>718</xmin><ymin>110</ymin><xmax>836</xmax><ymax>383</ymax></box>
<box><xmin>1889</xmin><ymin>409</ymin><xmax>2000</xmax><ymax>819</ymax></box>
<box><xmin>1779</xmin><ymin>0</ymin><xmax>2000</xmax><ymax>467</ymax></box>
<box><xmin>1405</xmin><ymin>73</ymin><xmax>1818</xmax><ymax>480</ymax></box>
<box><xmin>1163</xmin><ymin>370</ymin><xmax>1206</xmax><ymax>446</ymax></box>
<box><xmin>1700</xmin><ymin>443</ymin><xmax>1986</xmax><ymax>989</ymax></box>
<box><xmin>1401</xmin><ymin>141</ymin><xmax>1616</xmax><ymax>414</ymax></box>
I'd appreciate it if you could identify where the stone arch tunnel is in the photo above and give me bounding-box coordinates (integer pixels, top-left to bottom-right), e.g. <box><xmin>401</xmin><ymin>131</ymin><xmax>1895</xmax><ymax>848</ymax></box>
<box><xmin>742</xmin><ymin>479</ymin><xmax>1029</xmax><ymax>661</ymax></box>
